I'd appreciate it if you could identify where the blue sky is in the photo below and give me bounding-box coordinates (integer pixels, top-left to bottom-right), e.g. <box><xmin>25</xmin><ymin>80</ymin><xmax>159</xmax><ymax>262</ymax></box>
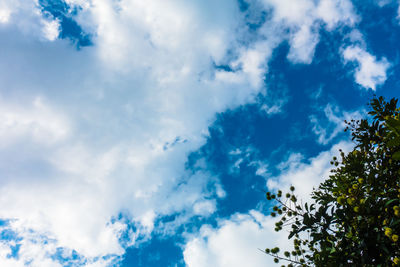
<box><xmin>0</xmin><ymin>0</ymin><xmax>398</xmax><ymax>266</ymax></box>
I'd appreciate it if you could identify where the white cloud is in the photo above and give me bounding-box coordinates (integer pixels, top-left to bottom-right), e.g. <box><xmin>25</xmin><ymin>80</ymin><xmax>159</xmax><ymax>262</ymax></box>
<box><xmin>0</xmin><ymin>223</ymin><xmax>64</xmax><ymax>267</ymax></box>
<box><xmin>267</xmin><ymin>141</ymin><xmax>354</xmax><ymax>201</ymax></box>
<box><xmin>232</xmin><ymin>43</ymin><xmax>272</xmax><ymax>88</ymax></box>
<box><xmin>183</xmin><ymin>210</ymin><xmax>291</xmax><ymax>267</ymax></box>
<box><xmin>346</xmin><ymin>29</ymin><xmax>365</xmax><ymax>45</ymax></box>
<box><xmin>193</xmin><ymin>200</ymin><xmax>217</xmax><ymax>216</ymax></box>
<box><xmin>342</xmin><ymin>45</ymin><xmax>391</xmax><ymax>90</ymax></box>
<box><xmin>0</xmin><ymin>97</ymin><xmax>70</xmax><ymax>146</ymax></box>
<box><xmin>259</xmin><ymin>0</ymin><xmax>358</xmax><ymax>64</ymax></box>
<box><xmin>264</xmin><ymin>0</ymin><xmax>315</xmax><ymax>24</ymax></box>
<box><xmin>0</xmin><ymin>5</ymin><xmax>12</xmax><ymax>23</ymax></box>
<box><xmin>316</xmin><ymin>0</ymin><xmax>358</xmax><ymax>30</ymax></box>
<box><xmin>287</xmin><ymin>23</ymin><xmax>320</xmax><ymax>64</ymax></box>
<box><xmin>310</xmin><ymin>104</ymin><xmax>364</xmax><ymax>145</ymax></box>
<box><xmin>0</xmin><ymin>0</ymin><xmax>49</xmax><ymax>38</ymax></box>
<box><xmin>42</xmin><ymin>18</ymin><xmax>60</xmax><ymax>41</ymax></box>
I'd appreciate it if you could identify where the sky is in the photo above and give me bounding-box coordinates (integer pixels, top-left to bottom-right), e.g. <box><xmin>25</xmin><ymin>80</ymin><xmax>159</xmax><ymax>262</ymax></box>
<box><xmin>0</xmin><ymin>0</ymin><xmax>399</xmax><ymax>266</ymax></box>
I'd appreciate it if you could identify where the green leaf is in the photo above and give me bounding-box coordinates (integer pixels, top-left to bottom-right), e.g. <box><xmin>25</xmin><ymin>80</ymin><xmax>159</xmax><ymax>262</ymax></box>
<box><xmin>288</xmin><ymin>231</ymin><xmax>296</xmax><ymax>239</ymax></box>
<box><xmin>303</xmin><ymin>213</ymin><xmax>310</xmax><ymax>225</ymax></box>
<box><xmin>386</xmin><ymin>117</ymin><xmax>400</xmax><ymax>134</ymax></box>
<box><xmin>385</xmin><ymin>199</ymin><xmax>399</xmax><ymax>207</ymax></box>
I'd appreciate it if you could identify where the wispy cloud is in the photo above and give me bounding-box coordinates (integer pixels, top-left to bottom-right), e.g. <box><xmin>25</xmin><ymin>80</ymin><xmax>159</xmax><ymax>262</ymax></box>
<box><xmin>310</xmin><ymin>103</ymin><xmax>364</xmax><ymax>145</ymax></box>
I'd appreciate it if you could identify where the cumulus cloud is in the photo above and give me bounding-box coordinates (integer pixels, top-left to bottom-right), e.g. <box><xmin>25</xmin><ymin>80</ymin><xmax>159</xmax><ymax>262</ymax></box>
<box><xmin>342</xmin><ymin>45</ymin><xmax>390</xmax><ymax>90</ymax></box>
<box><xmin>258</xmin><ymin>0</ymin><xmax>357</xmax><ymax>64</ymax></box>
<box><xmin>267</xmin><ymin>141</ymin><xmax>354</xmax><ymax>201</ymax></box>
<box><xmin>183</xmin><ymin>210</ymin><xmax>290</xmax><ymax>267</ymax></box>
<box><xmin>0</xmin><ymin>0</ymin><xmax>265</xmax><ymax>264</ymax></box>
<box><xmin>0</xmin><ymin>0</ymin><xmax>381</xmax><ymax>265</ymax></box>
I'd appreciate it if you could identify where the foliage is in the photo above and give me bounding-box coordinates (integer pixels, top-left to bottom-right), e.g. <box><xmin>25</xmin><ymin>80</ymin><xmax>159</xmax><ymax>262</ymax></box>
<box><xmin>264</xmin><ymin>97</ymin><xmax>400</xmax><ymax>266</ymax></box>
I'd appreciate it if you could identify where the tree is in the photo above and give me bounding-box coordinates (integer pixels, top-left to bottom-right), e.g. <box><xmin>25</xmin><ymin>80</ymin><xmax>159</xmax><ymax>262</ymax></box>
<box><xmin>264</xmin><ymin>97</ymin><xmax>400</xmax><ymax>266</ymax></box>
